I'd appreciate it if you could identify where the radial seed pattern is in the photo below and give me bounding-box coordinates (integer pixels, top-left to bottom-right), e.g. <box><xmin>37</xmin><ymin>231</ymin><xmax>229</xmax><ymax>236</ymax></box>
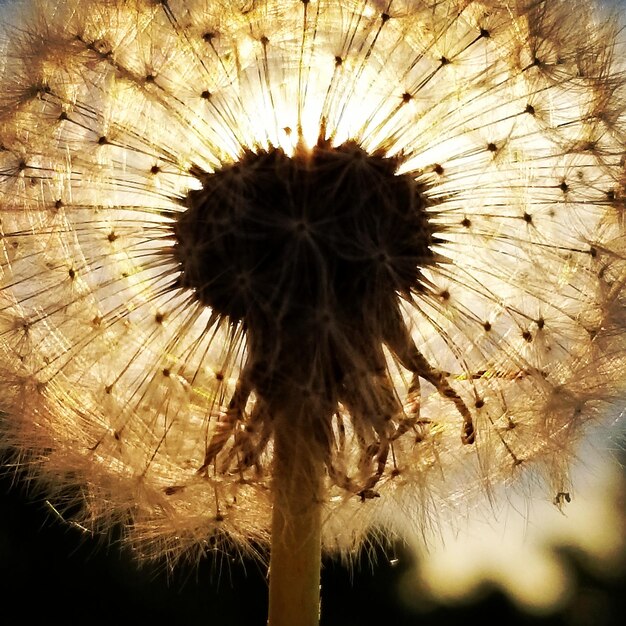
<box><xmin>0</xmin><ymin>0</ymin><xmax>625</xmax><ymax>561</ymax></box>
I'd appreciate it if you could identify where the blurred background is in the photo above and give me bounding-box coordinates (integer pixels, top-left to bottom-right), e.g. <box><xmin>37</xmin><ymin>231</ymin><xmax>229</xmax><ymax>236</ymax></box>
<box><xmin>0</xmin><ymin>0</ymin><xmax>625</xmax><ymax>624</ymax></box>
<box><xmin>0</xmin><ymin>418</ymin><xmax>624</xmax><ymax>625</ymax></box>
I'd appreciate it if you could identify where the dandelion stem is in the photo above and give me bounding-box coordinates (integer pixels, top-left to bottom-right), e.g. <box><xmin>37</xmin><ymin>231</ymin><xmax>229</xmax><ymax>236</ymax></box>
<box><xmin>267</xmin><ymin>408</ymin><xmax>323</xmax><ymax>626</ymax></box>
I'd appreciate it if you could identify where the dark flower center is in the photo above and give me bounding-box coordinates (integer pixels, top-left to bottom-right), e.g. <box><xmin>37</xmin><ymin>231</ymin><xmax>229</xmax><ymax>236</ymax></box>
<box><xmin>174</xmin><ymin>140</ymin><xmax>437</xmax><ymax>409</ymax></box>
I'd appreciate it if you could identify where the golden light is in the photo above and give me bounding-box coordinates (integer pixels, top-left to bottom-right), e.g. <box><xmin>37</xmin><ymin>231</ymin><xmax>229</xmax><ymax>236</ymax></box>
<box><xmin>1</xmin><ymin>2</ymin><xmax>625</xmax><ymax>625</ymax></box>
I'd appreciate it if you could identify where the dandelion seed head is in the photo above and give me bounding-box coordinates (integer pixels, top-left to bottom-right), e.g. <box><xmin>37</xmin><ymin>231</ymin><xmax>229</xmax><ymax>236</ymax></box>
<box><xmin>0</xmin><ymin>0</ymin><xmax>625</xmax><ymax>562</ymax></box>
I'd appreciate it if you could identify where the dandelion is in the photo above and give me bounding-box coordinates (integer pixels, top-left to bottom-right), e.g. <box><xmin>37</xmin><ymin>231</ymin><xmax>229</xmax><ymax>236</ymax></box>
<box><xmin>0</xmin><ymin>0</ymin><xmax>625</xmax><ymax>624</ymax></box>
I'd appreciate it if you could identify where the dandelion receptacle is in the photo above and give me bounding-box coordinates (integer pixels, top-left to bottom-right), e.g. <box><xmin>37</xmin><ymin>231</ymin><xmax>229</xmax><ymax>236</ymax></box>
<box><xmin>1</xmin><ymin>1</ymin><xmax>625</xmax><ymax>625</ymax></box>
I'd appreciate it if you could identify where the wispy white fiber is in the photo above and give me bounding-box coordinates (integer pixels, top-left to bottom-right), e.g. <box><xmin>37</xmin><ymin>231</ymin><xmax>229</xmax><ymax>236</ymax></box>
<box><xmin>0</xmin><ymin>0</ymin><xmax>625</xmax><ymax>562</ymax></box>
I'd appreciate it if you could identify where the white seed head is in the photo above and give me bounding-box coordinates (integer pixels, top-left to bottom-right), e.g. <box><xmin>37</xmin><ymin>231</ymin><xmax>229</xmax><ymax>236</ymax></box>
<box><xmin>0</xmin><ymin>0</ymin><xmax>625</xmax><ymax>562</ymax></box>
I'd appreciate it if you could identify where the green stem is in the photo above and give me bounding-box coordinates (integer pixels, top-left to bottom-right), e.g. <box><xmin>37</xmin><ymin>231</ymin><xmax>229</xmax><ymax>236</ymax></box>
<box><xmin>267</xmin><ymin>412</ymin><xmax>323</xmax><ymax>626</ymax></box>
